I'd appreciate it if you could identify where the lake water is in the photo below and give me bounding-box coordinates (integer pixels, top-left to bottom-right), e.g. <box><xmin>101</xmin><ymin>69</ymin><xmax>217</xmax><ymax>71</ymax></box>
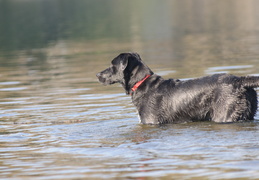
<box><xmin>0</xmin><ymin>0</ymin><xmax>259</xmax><ymax>179</ymax></box>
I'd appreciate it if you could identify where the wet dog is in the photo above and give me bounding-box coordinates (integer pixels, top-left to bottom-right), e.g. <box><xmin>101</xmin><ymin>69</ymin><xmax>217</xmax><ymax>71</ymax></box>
<box><xmin>96</xmin><ymin>53</ymin><xmax>259</xmax><ymax>124</ymax></box>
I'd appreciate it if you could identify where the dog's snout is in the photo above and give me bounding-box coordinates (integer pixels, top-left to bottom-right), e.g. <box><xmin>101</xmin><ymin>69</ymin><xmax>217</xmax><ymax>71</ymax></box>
<box><xmin>96</xmin><ymin>72</ymin><xmax>101</xmax><ymax>78</ymax></box>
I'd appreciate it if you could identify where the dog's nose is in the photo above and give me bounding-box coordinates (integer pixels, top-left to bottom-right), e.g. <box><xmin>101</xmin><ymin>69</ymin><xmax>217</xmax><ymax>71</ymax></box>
<box><xmin>96</xmin><ymin>72</ymin><xmax>101</xmax><ymax>78</ymax></box>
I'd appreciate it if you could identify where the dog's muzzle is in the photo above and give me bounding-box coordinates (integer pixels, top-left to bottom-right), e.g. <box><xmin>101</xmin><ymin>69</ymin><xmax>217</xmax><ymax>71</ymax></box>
<box><xmin>96</xmin><ymin>72</ymin><xmax>104</xmax><ymax>83</ymax></box>
<box><xmin>96</xmin><ymin>72</ymin><xmax>111</xmax><ymax>85</ymax></box>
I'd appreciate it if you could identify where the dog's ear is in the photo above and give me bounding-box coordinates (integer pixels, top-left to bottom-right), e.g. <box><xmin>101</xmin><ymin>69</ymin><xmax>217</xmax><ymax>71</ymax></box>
<box><xmin>112</xmin><ymin>53</ymin><xmax>129</xmax><ymax>71</ymax></box>
<box><xmin>131</xmin><ymin>52</ymin><xmax>141</xmax><ymax>60</ymax></box>
<box><xmin>120</xmin><ymin>57</ymin><xmax>128</xmax><ymax>71</ymax></box>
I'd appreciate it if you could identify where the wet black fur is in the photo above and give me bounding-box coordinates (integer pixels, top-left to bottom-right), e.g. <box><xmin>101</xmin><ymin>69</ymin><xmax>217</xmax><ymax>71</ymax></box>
<box><xmin>96</xmin><ymin>53</ymin><xmax>259</xmax><ymax>124</ymax></box>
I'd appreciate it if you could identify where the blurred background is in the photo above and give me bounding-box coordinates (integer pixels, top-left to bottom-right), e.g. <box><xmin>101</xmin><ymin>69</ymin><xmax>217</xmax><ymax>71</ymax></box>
<box><xmin>0</xmin><ymin>0</ymin><xmax>259</xmax><ymax>179</ymax></box>
<box><xmin>1</xmin><ymin>0</ymin><xmax>259</xmax><ymax>77</ymax></box>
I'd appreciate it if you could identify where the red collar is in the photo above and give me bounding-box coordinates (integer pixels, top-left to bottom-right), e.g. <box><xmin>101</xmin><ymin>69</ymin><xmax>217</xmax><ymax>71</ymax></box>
<box><xmin>131</xmin><ymin>75</ymin><xmax>151</xmax><ymax>93</ymax></box>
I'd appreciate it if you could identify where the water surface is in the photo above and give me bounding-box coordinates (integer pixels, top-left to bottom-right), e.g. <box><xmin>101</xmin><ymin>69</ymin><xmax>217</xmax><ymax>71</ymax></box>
<box><xmin>0</xmin><ymin>0</ymin><xmax>259</xmax><ymax>179</ymax></box>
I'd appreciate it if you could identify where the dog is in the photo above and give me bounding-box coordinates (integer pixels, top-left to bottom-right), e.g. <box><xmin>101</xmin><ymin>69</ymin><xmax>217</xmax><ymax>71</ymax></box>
<box><xmin>96</xmin><ymin>53</ymin><xmax>259</xmax><ymax>124</ymax></box>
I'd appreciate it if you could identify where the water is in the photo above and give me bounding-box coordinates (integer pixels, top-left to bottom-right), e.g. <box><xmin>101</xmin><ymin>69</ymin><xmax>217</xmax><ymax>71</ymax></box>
<box><xmin>0</xmin><ymin>0</ymin><xmax>259</xmax><ymax>179</ymax></box>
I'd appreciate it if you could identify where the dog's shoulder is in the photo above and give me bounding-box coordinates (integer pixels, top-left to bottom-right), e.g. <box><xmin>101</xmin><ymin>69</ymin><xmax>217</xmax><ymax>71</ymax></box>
<box><xmin>155</xmin><ymin>77</ymin><xmax>180</xmax><ymax>88</ymax></box>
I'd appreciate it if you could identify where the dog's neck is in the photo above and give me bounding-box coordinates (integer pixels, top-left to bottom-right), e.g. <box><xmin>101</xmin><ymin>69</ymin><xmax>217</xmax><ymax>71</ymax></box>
<box><xmin>131</xmin><ymin>74</ymin><xmax>151</xmax><ymax>94</ymax></box>
<box><xmin>123</xmin><ymin>63</ymin><xmax>153</xmax><ymax>95</ymax></box>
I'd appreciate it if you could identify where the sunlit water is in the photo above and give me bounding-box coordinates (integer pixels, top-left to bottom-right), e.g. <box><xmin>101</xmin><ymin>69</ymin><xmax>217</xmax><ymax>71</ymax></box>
<box><xmin>1</xmin><ymin>0</ymin><xmax>259</xmax><ymax>179</ymax></box>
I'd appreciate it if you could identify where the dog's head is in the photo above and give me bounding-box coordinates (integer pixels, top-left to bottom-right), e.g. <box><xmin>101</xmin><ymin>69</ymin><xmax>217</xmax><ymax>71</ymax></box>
<box><xmin>96</xmin><ymin>53</ymin><xmax>153</xmax><ymax>94</ymax></box>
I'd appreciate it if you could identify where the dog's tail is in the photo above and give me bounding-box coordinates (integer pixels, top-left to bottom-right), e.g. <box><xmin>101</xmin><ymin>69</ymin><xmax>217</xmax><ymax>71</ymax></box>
<box><xmin>241</xmin><ymin>76</ymin><xmax>259</xmax><ymax>88</ymax></box>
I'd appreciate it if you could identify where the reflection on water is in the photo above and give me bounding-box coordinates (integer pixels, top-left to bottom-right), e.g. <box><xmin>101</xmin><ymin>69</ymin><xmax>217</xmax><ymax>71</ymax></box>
<box><xmin>0</xmin><ymin>0</ymin><xmax>259</xmax><ymax>179</ymax></box>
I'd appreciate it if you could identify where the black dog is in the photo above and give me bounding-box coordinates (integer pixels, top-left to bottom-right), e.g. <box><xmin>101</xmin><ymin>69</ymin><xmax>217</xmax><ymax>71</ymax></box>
<box><xmin>97</xmin><ymin>53</ymin><xmax>259</xmax><ymax>124</ymax></box>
